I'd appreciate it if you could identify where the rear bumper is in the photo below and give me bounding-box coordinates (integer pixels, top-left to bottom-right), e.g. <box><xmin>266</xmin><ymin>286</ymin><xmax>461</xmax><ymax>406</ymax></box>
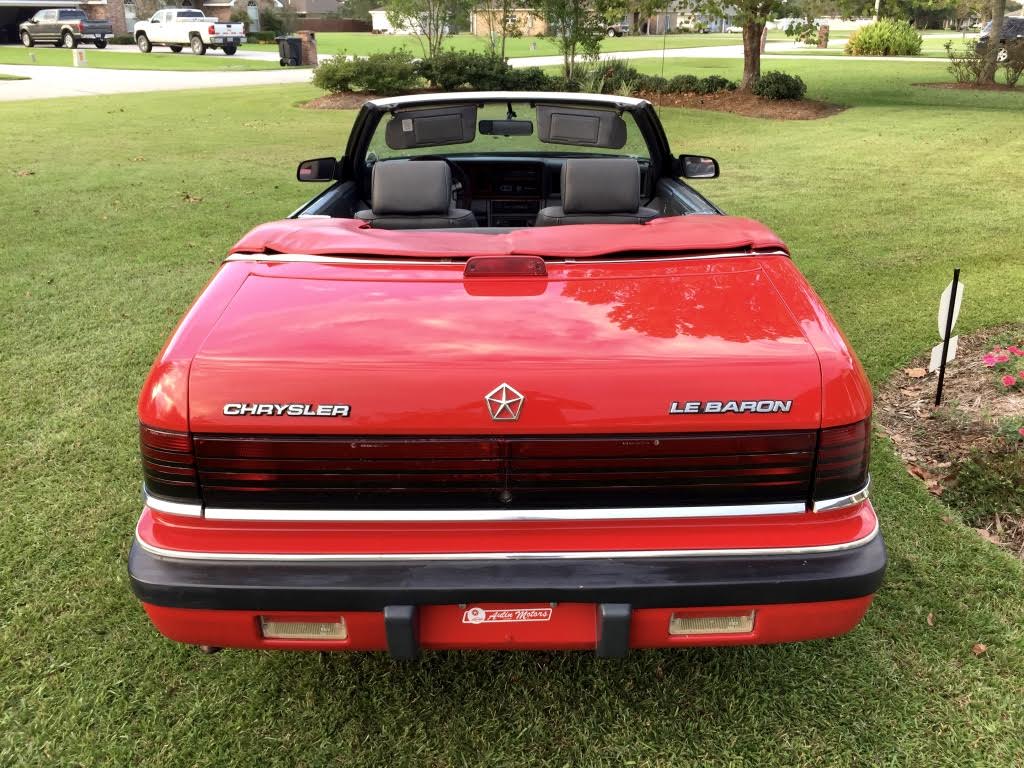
<box><xmin>128</xmin><ymin>529</ymin><xmax>885</xmax><ymax>655</ymax></box>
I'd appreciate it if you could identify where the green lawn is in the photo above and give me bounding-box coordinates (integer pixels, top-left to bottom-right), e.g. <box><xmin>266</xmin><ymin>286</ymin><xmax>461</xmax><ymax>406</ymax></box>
<box><xmin>314</xmin><ymin>31</ymin><xmax>754</xmax><ymax>57</ymax></box>
<box><xmin>767</xmin><ymin>33</ymin><xmax>978</xmax><ymax>58</ymax></box>
<box><xmin>0</xmin><ymin>46</ymin><xmax>278</xmax><ymax>70</ymax></box>
<box><xmin>0</xmin><ymin>73</ymin><xmax>28</xmax><ymax>80</ymax></box>
<box><xmin>2</xmin><ymin>60</ymin><xmax>1024</xmax><ymax>766</ymax></box>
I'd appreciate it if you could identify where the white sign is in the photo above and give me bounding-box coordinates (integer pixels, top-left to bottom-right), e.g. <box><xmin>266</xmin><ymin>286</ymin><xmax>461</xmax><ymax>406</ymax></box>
<box><xmin>937</xmin><ymin>280</ymin><xmax>964</xmax><ymax>341</ymax></box>
<box><xmin>928</xmin><ymin>335</ymin><xmax>959</xmax><ymax>373</ymax></box>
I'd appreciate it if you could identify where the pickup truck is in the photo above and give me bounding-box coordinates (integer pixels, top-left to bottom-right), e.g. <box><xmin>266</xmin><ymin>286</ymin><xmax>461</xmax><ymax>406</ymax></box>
<box><xmin>129</xmin><ymin>92</ymin><xmax>885</xmax><ymax>658</ymax></box>
<box><xmin>19</xmin><ymin>8</ymin><xmax>112</xmax><ymax>49</ymax></box>
<box><xmin>134</xmin><ymin>8</ymin><xmax>244</xmax><ymax>56</ymax></box>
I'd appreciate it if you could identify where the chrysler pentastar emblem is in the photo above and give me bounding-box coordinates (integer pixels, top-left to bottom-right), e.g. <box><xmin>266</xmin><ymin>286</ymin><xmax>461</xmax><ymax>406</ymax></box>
<box><xmin>485</xmin><ymin>383</ymin><xmax>525</xmax><ymax>421</ymax></box>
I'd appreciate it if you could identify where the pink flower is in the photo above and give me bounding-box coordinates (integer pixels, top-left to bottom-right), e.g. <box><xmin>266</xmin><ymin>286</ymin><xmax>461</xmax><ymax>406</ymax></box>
<box><xmin>1019</xmin><ymin>427</ymin><xmax>1024</xmax><ymax>437</ymax></box>
<box><xmin>1010</xmin><ymin>346</ymin><xmax>1024</xmax><ymax>357</ymax></box>
<box><xmin>994</xmin><ymin>354</ymin><xmax>1010</xmax><ymax>363</ymax></box>
<box><xmin>984</xmin><ymin>354</ymin><xmax>997</xmax><ymax>367</ymax></box>
<box><xmin>1002</xmin><ymin>374</ymin><xmax>1017</xmax><ymax>387</ymax></box>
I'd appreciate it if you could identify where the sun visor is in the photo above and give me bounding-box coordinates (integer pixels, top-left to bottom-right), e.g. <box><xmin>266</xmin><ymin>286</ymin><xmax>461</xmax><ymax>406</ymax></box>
<box><xmin>536</xmin><ymin>105</ymin><xmax>627</xmax><ymax>149</ymax></box>
<box><xmin>384</xmin><ymin>105</ymin><xmax>478</xmax><ymax>150</ymax></box>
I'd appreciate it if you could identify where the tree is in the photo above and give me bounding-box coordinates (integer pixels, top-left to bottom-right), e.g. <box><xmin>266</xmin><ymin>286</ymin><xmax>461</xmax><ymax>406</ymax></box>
<box><xmin>537</xmin><ymin>0</ymin><xmax>608</xmax><ymax>79</ymax></box>
<box><xmin>477</xmin><ymin>0</ymin><xmax>526</xmax><ymax>59</ymax></box>
<box><xmin>678</xmin><ymin>0</ymin><xmax>787</xmax><ymax>89</ymax></box>
<box><xmin>979</xmin><ymin>0</ymin><xmax>1006</xmax><ymax>83</ymax></box>
<box><xmin>385</xmin><ymin>0</ymin><xmax>473</xmax><ymax>58</ymax></box>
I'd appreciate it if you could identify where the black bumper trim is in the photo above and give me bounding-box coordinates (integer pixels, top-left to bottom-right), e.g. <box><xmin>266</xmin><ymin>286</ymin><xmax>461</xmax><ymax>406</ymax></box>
<box><xmin>129</xmin><ymin>533</ymin><xmax>886</xmax><ymax>612</ymax></box>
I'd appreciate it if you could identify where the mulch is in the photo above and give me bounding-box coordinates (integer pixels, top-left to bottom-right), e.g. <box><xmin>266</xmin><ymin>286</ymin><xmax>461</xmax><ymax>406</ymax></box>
<box><xmin>914</xmin><ymin>82</ymin><xmax>1022</xmax><ymax>92</ymax></box>
<box><xmin>635</xmin><ymin>89</ymin><xmax>845</xmax><ymax>119</ymax></box>
<box><xmin>875</xmin><ymin>324</ymin><xmax>1024</xmax><ymax>556</ymax></box>
<box><xmin>302</xmin><ymin>89</ymin><xmax>845</xmax><ymax>120</ymax></box>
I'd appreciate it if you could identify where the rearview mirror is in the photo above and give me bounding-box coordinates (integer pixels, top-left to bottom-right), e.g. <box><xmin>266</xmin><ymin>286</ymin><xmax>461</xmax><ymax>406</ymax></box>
<box><xmin>479</xmin><ymin>119</ymin><xmax>534</xmax><ymax>137</ymax></box>
<box><xmin>296</xmin><ymin>157</ymin><xmax>337</xmax><ymax>182</ymax></box>
<box><xmin>680</xmin><ymin>155</ymin><xmax>719</xmax><ymax>179</ymax></box>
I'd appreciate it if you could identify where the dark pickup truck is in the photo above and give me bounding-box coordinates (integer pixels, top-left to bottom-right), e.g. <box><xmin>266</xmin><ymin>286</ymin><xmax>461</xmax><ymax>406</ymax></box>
<box><xmin>977</xmin><ymin>17</ymin><xmax>1024</xmax><ymax>60</ymax></box>
<box><xmin>20</xmin><ymin>8</ymin><xmax>112</xmax><ymax>49</ymax></box>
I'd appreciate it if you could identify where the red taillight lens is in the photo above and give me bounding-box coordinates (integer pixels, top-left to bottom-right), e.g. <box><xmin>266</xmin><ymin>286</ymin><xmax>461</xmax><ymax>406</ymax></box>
<box><xmin>140</xmin><ymin>423</ymin><xmax>199</xmax><ymax>503</ymax></box>
<box><xmin>208</xmin><ymin>24</ymin><xmax>216</xmax><ymax>34</ymax></box>
<box><xmin>813</xmin><ymin>419</ymin><xmax>870</xmax><ymax>502</ymax></box>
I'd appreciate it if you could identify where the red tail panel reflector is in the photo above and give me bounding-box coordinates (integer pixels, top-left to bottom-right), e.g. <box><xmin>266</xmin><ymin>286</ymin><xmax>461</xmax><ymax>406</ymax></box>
<box><xmin>464</xmin><ymin>255</ymin><xmax>547</xmax><ymax>278</ymax></box>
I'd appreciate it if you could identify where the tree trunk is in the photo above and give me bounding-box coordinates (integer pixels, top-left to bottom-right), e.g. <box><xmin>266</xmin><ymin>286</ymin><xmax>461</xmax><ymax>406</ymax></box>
<box><xmin>980</xmin><ymin>0</ymin><xmax>1007</xmax><ymax>84</ymax></box>
<box><xmin>740</xmin><ymin>22</ymin><xmax>764</xmax><ymax>91</ymax></box>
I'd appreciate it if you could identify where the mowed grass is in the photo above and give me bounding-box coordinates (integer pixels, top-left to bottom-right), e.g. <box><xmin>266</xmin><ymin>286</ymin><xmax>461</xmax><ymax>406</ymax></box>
<box><xmin>766</xmin><ymin>32</ymin><xmax>981</xmax><ymax>58</ymax></box>
<box><xmin>0</xmin><ymin>45</ymin><xmax>278</xmax><ymax>70</ymax></box>
<box><xmin>2</xmin><ymin>61</ymin><xmax>1024</xmax><ymax>766</ymax></box>
<box><xmin>313</xmin><ymin>30</ymin><xmax>754</xmax><ymax>57</ymax></box>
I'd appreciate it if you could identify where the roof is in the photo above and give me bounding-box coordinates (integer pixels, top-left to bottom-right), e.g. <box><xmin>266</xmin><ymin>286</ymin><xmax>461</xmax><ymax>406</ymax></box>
<box><xmin>365</xmin><ymin>91</ymin><xmax>652</xmax><ymax>111</ymax></box>
<box><xmin>230</xmin><ymin>216</ymin><xmax>788</xmax><ymax>259</ymax></box>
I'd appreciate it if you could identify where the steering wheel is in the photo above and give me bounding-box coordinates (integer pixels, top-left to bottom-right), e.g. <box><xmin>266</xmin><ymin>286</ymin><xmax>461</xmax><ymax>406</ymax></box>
<box><xmin>409</xmin><ymin>155</ymin><xmax>472</xmax><ymax>209</ymax></box>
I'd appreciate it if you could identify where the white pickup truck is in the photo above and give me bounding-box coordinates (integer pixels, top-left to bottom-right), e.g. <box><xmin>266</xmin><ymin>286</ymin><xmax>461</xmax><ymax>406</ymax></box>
<box><xmin>134</xmin><ymin>8</ymin><xmax>244</xmax><ymax>56</ymax></box>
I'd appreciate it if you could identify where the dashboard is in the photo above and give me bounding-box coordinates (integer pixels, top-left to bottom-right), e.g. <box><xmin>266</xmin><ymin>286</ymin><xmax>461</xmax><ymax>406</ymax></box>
<box><xmin>458</xmin><ymin>160</ymin><xmax>547</xmax><ymax>227</ymax></box>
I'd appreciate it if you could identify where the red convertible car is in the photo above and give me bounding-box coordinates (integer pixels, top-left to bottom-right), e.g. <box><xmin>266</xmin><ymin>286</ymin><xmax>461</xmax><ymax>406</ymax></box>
<box><xmin>129</xmin><ymin>92</ymin><xmax>883</xmax><ymax>657</ymax></box>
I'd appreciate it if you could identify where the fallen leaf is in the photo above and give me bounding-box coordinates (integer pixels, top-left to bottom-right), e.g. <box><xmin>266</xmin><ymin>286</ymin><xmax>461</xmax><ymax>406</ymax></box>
<box><xmin>926</xmin><ymin>612</ymin><xmax>935</xmax><ymax>626</ymax></box>
<box><xmin>971</xmin><ymin>643</ymin><xmax>987</xmax><ymax>656</ymax></box>
<box><xmin>181</xmin><ymin>192</ymin><xmax>203</xmax><ymax>204</ymax></box>
<box><xmin>907</xmin><ymin>464</ymin><xmax>928</xmax><ymax>480</ymax></box>
<box><xmin>925</xmin><ymin>478</ymin><xmax>944</xmax><ymax>496</ymax></box>
<box><xmin>132</xmin><ymin>156</ymin><xmax>146</xmax><ymax>162</ymax></box>
<box><xmin>905</xmin><ymin>367</ymin><xmax>927</xmax><ymax>378</ymax></box>
<box><xmin>14</xmin><ymin>169</ymin><xmax>34</xmax><ymax>177</ymax></box>
<box><xmin>974</xmin><ymin>528</ymin><xmax>1000</xmax><ymax>544</ymax></box>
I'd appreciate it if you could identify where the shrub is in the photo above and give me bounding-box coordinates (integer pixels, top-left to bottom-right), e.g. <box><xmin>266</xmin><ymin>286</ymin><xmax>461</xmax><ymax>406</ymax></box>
<box><xmin>247</xmin><ymin>31</ymin><xmax>277</xmax><ymax>44</ymax></box>
<box><xmin>695</xmin><ymin>75</ymin><xmax>736</xmax><ymax>94</ymax></box>
<box><xmin>1003</xmin><ymin>41</ymin><xmax>1024</xmax><ymax>87</ymax></box>
<box><xmin>668</xmin><ymin>74</ymin><xmax>699</xmax><ymax>93</ymax></box>
<box><xmin>592</xmin><ymin>59</ymin><xmax>637</xmax><ymax>94</ymax></box>
<box><xmin>784</xmin><ymin>18</ymin><xmax>820</xmax><ymax>45</ymax></box>
<box><xmin>944</xmin><ymin>39</ymin><xmax>985</xmax><ymax>83</ymax></box>
<box><xmin>110</xmin><ymin>34</ymin><xmax>134</xmax><ymax>45</ymax></box>
<box><xmin>502</xmin><ymin>67</ymin><xmax>553</xmax><ymax>91</ymax></box>
<box><xmin>415</xmin><ymin>51</ymin><xmax>507</xmax><ymax>91</ymax></box>
<box><xmin>632</xmin><ymin>73</ymin><xmax>671</xmax><ymax>93</ymax></box>
<box><xmin>845</xmin><ymin>19</ymin><xmax>922</xmax><ymax>57</ymax></box>
<box><xmin>312</xmin><ymin>51</ymin><xmax>420</xmax><ymax>96</ymax></box>
<box><xmin>414</xmin><ymin>53</ymin><xmax>553</xmax><ymax>91</ymax></box>
<box><xmin>752</xmin><ymin>70</ymin><xmax>806</xmax><ymax>100</ymax></box>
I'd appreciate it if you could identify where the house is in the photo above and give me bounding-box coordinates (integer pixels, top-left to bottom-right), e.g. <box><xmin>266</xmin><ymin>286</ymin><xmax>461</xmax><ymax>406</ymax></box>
<box><xmin>369</xmin><ymin>6</ymin><xmax>412</xmax><ymax>33</ymax></box>
<box><xmin>470</xmin><ymin>6</ymin><xmax>546</xmax><ymax>37</ymax></box>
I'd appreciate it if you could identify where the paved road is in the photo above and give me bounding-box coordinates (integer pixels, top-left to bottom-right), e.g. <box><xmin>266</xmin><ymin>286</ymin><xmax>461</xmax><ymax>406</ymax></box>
<box><xmin>0</xmin><ymin>61</ymin><xmax>312</xmax><ymax>101</ymax></box>
<box><xmin>0</xmin><ymin>39</ymin><xmax>946</xmax><ymax>101</ymax></box>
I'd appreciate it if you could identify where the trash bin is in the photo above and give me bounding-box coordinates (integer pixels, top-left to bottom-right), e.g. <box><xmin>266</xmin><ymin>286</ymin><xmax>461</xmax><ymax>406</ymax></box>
<box><xmin>275</xmin><ymin>35</ymin><xmax>301</xmax><ymax>67</ymax></box>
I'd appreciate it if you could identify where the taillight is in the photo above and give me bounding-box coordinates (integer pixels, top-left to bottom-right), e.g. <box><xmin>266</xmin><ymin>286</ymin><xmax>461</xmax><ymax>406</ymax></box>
<box><xmin>208</xmin><ymin>24</ymin><xmax>215</xmax><ymax>34</ymax></box>
<box><xmin>77</xmin><ymin>20</ymin><xmax>84</xmax><ymax>31</ymax></box>
<box><xmin>140</xmin><ymin>423</ymin><xmax>199</xmax><ymax>503</ymax></box>
<box><xmin>813</xmin><ymin>419</ymin><xmax>870</xmax><ymax>502</ymax></box>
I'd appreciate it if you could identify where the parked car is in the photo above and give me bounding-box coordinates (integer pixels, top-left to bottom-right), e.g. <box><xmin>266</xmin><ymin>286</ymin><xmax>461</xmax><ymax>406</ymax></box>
<box><xmin>606</xmin><ymin>21</ymin><xmax>629</xmax><ymax>37</ymax></box>
<box><xmin>128</xmin><ymin>91</ymin><xmax>885</xmax><ymax>657</ymax></box>
<box><xmin>133</xmin><ymin>8</ymin><xmax>244</xmax><ymax>56</ymax></box>
<box><xmin>977</xmin><ymin>16</ymin><xmax>1024</xmax><ymax>60</ymax></box>
<box><xmin>19</xmin><ymin>8</ymin><xmax>112</xmax><ymax>49</ymax></box>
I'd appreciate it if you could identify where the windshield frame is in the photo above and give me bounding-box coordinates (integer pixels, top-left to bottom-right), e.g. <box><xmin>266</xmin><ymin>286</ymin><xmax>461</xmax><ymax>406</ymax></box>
<box><xmin>342</xmin><ymin>93</ymin><xmax>674</xmax><ymax>183</ymax></box>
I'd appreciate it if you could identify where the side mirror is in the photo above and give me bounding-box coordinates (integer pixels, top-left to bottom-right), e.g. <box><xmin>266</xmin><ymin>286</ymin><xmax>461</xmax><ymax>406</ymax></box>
<box><xmin>680</xmin><ymin>154</ymin><xmax>720</xmax><ymax>179</ymax></box>
<box><xmin>296</xmin><ymin>157</ymin><xmax>338</xmax><ymax>182</ymax></box>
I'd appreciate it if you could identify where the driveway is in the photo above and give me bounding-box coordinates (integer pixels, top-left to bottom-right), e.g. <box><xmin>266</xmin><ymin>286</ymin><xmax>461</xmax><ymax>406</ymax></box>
<box><xmin>0</xmin><ymin>61</ymin><xmax>312</xmax><ymax>101</ymax></box>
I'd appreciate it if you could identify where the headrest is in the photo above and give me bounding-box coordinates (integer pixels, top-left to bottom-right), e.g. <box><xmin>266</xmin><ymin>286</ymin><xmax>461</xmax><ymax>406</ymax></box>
<box><xmin>561</xmin><ymin>158</ymin><xmax>641</xmax><ymax>214</ymax></box>
<box><xmin>371</xmin><ymin>160</ymin><xmax>452</xmax><ymax>216</ymax></box>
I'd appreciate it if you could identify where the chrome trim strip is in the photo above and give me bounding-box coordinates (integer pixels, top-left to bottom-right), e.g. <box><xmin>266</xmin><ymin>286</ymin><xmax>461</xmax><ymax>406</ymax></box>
<box><xmin>202</xmin><ymin>501</ymin><xmax>806</xmax><ymax>523</ymax></box>
<box><xmin>145</xmin><ymin>495</ymin><xmax>202</xmax><ymax>518</ymax></box>
<box><xmin>134</xmin><ymin>518</ymin><xmax>880</xmax><ymax>563</ymax></box>
<box><xmin>222</xmin><ymin>251</ymin><xmax>784</xmax><ymax>267</ymax></box>
<box><xmin>812</xmin><ymin>478</ymin><xmax>872</xmax><ymax>513</ymax></box>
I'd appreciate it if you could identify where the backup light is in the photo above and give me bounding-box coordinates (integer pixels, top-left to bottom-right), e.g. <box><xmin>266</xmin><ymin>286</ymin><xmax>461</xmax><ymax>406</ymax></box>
<box><xmin>260</xmin><ymin>617</ymin><xmax>348</xmax><ymax>640</ymax></box>
<box><xmin>668</xmin><ymin>611</ymin><xmax>755</xmax><ymax>636</ymax></box>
